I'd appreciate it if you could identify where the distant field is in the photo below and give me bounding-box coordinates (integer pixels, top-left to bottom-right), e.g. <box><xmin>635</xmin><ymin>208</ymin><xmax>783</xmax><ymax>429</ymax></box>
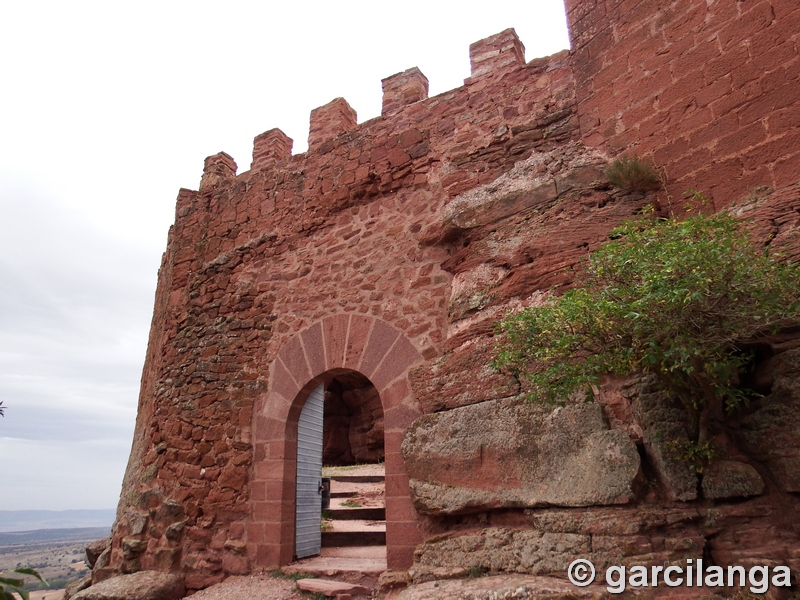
<box><xmin>0</xmin><ymin>527</ymin><xmax>110</xmax><ymax>593</ymax></box>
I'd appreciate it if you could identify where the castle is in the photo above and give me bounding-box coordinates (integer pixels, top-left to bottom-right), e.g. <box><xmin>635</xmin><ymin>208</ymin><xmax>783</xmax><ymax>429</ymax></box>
<box><xmin>92</xmin><ymin>0</ymin><xmax>800</xmax><ymax>592</ymax></box>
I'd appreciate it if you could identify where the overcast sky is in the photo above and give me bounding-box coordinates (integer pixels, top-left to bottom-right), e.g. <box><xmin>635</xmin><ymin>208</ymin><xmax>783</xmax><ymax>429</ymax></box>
<box><xmin>0</xmin><ymin>1</ymin><xmax>570</xmax><ymax>512</ymax></box>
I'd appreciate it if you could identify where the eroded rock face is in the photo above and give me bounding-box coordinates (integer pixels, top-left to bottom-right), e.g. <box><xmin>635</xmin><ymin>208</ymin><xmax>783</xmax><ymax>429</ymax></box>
<box><xmin>412</xmin><ymin>498</ymin><xmax>800</xmax><ymax>581</ymax></box>
<box><xmin>323</xmin><ymin>372</ymin><xmax>384</xmax><ymax>465</ymax></box>
<box><xmin>402</xmin><ymin>400</ymin><xmax>640</xmax><ymax>515</ymax></box>
<box><xmin>738</xmin><ymin>348</ymin><xmax>800</xmax><ymax>492</ymax></box>
<box><xmin>408</xmin><ymin>337</ymin><xmax>519</xmax><ymax>413</ymax></box>
<box><xmin>412</xmin><ymin>506</ymin><xmax>706</xmax><ymax>581</ymax></box>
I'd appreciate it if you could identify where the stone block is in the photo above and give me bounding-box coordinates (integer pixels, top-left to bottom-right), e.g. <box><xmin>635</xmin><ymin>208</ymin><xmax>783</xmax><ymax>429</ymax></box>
<box><xmin>402</xmin><ymin>400</ymin><xmax>640</xmax><ymax>514</ymax></box>
<box><xmin>296</xmin><ymin>578</ymin><xmax>370</xmax><ymax>597</ymax></box>
<box><xmin>701</xmin><ymin>460</ymin><xmax>764</xmax><ymax>499</ymax></box>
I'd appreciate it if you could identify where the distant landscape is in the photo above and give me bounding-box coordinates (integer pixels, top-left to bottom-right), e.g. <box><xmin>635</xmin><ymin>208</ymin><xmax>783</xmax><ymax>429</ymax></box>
<box><xmin>0</xmin><ymin>510</ymin><xmax>115</xmax><ymax>592</ymax></box>
<box><xmin>0</xmin><ymin>509</ymin><xmax>115</xmax><ymax>533</ymax></box>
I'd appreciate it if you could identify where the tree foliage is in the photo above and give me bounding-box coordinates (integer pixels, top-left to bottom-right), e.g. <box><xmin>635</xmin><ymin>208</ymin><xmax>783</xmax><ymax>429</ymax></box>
<box><xmin>494</xmin><ymin>212</ymin><xmax>800</xmax><ymax>439</ymax></box>
<box><xmin>1</xmin><ymin>568</ymin><xmax>47</xmax><ymax>600</ymax></box>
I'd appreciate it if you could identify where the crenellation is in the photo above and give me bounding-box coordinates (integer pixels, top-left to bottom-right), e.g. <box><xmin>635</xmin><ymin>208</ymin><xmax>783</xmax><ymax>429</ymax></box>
<box><xmin>199</xmin><ymin>152</ymin><xmax>238</xmax><ymax>193</ymax></box>
<box><xmin>468</xmin><ymin>27</ymin><xmax>526</xmax><ymax>79</ymax></box>
<box><xmin>381</xmin><ymin>67</ymin><xmax>430</xmax><ymax>116</ymax></box>
<box><xmin>308</xmin><ymin>97</ymin><xmax>358</xmax><ymax>151</ymax></box>
<box><xmin>251</xmin><ymin>128</ymin><xmax>293</xmax><ymax>171</ymax></box>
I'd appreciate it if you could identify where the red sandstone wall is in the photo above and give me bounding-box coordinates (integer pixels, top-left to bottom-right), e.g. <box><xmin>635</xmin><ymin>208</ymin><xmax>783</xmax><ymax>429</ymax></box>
<box><xmin>106</xmin><ymin>33</ymin><xmax>579</xmax><ymax>589</ymax></box>
<box><xmin>566</xmin><ymin>0</ymin><xmax>800</xmax><ymax>209</ymax></box>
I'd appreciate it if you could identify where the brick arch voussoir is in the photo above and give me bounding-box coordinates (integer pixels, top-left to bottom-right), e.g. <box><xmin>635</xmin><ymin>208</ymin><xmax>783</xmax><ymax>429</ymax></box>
<box><xmin>275</xmin><ymin>314</ymin><xmax>423</xmax><ymax>402</ymax></box>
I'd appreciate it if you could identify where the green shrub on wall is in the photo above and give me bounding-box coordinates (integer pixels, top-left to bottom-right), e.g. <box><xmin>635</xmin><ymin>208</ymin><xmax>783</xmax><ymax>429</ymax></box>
<box><xmin>494</xmin><ymin>211</ymin><xmax>800</xmax><ymax>445</ymax></box>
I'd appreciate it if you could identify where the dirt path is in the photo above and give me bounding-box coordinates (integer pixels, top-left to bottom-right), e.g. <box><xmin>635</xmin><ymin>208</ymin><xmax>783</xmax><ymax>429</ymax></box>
<box><xmin>187</xmin><ymin>575</ymin><xmax>303</xmax><ymax>600</ymax></box>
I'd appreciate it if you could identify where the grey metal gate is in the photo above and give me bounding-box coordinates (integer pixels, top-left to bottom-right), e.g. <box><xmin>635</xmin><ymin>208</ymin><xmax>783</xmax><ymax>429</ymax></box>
<box><xmin>295</xmin><ymin>383</ymin><xmax>324</xmax><ymax>558</ymax></box>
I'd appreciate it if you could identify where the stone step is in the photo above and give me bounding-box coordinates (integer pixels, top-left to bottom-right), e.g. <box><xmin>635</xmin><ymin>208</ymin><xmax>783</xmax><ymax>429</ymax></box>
<box><xmin>295</xmin><ymin>577</ymin><xmax>371</xmax><ymax>597</ymax></box>
<box><xmin>327</xmin><ymin>507</ymin><xmax>385</xmax><ymax>520</ymax></box>
<box><xmin>287</xmin><ymin>547</ymin><xmax>387</xmax><ymax>580</ymax></box>
<box><xmin>329</xmin><ymin>475</ymin><xmax>385</xmax><ymax>483</ymax></box>
<box><xmin>322</xmin><ymin>531</ymin><xmax>386</xmax><ymax>547</ymax></box>
<box><xmin>330</xmin><ymin>491</ymin><xmax>357</xmax><ymax>498</ymax></box>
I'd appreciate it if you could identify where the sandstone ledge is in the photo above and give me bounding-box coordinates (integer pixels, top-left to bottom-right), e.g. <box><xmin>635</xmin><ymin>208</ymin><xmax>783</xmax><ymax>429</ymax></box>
<box><xmin>402</xmin><ymin>400</ymin><xmax>641</xmax><ymax>515</ymax></box>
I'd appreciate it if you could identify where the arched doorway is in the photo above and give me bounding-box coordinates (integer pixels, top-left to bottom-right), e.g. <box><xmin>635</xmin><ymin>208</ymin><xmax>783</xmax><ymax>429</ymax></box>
<box><xmin>294</xmin><ymin>371</ymin><xmax>386</xmax><ymax>560</ymax></box>
<box><xmin>249</xmin><ymin>315</ymin><xmax>424</xmax><ymax>570</ymax></box>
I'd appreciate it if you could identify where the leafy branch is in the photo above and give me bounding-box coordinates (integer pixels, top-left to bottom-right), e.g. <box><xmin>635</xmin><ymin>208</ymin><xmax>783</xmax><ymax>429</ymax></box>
<box><xmin>1</xmin><ymin>568</ymin><xmax>48</xmax><ymax>600</ymax></box>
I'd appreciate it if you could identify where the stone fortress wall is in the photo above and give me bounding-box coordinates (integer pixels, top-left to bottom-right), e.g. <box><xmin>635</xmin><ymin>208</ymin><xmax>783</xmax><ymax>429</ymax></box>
<box><xmin>98</xmin><ymin>0</ymin><xmax>800</xmax><ymax>592</ymax></box>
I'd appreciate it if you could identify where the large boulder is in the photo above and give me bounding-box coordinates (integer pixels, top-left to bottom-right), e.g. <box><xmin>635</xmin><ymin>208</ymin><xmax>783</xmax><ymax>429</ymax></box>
<box><xmin>71</xmin><ymin>571</ymin><xmax>185</xmax><ymax>600</ymax></box>
<box><xmin>402</xmin><ymin>399</ymin><xmax>640</xmax><ymax>515</ymax></box>
<box><xmin>85</xmin><ymin>539</ymin><xmax>111</xmax><ymax>569</ymax></box>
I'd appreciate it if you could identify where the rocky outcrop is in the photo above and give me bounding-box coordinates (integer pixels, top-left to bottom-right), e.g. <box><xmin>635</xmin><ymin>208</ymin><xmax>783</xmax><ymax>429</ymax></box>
<box><xmin>402</xmin><ymin>400</ymin><xmax>641</xmax><ymax>515</ymax></box>
<box><xmin>108</xmin><ymin>4</ymin><xmax>800</xmax><ymax>582</ymax></box>
<box><xmin>71</xmin><ymin>571</ymin><xmax>185</xmax><ymax>600</ymax></box>
<box><xmin>64</xmin><ymin>576</ymin><xmax>92</xmax><ymax>600</ymax></box>
<box><xmin>412</xmin><ymin>498</ymin><xmax>800</xmax><ymax>581</ymax></box>
<box><xmin>412</xmin><ymin>506</ymin><xmax>706</xmax><ymax>581</ymax></box>
<box><xmin>738</xmin><ymin>348</ymin><xmax>800</xmax><ymax>492</ymax></box>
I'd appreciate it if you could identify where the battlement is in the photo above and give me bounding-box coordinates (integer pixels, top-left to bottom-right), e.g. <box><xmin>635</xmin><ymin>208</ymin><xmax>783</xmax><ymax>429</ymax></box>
<box><xmin>198</xmin><ymin>28</ymin><xmax>543</xmax><ymax>188</ymax></box>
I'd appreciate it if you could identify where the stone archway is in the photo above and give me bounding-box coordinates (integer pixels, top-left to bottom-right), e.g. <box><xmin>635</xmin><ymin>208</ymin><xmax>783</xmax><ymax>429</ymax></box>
<box><xmin>248</xmin><ymin>314</ymin><xmax>424</xmax><ymax>570</ymax></box>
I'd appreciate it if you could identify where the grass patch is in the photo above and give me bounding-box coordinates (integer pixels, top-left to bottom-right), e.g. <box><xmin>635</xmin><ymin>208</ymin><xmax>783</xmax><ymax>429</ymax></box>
<box><xmin>270</xmin><ymin>570</ymin><xmax>315</xmax><ymax>581</ymax></box>
<box><xmin>322</xmin><ymin>462</ymin><xmax>384</xmax><ymax>476</ymax></box>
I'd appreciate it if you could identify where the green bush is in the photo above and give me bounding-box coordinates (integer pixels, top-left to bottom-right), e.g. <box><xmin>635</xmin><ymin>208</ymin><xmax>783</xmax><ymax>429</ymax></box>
<box><xmin>494</xmin><ymin>212</ymin><xmax>800</xmax><ymax>443</ymax></box>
